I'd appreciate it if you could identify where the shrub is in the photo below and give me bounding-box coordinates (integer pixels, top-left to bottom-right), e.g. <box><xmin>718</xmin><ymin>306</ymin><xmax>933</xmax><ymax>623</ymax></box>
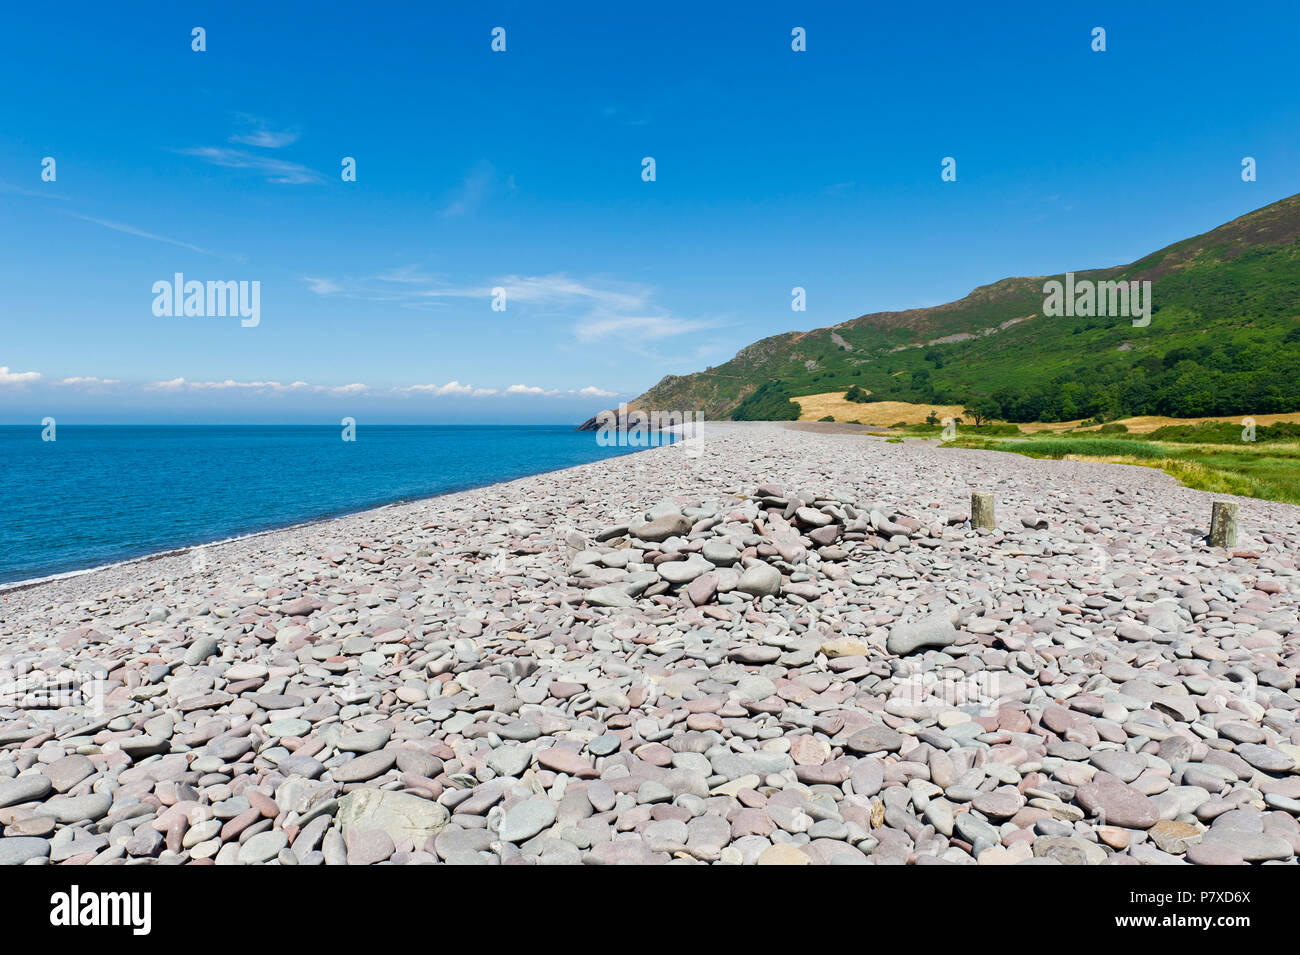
<box><xmin>732</xmin><ymin>381</ymin><xmax>801</xmax><ymax>420</ymax></box>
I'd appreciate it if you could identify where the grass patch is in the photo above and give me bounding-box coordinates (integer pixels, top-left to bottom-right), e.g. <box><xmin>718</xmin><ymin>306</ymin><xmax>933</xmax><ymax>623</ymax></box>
<box><xmin>900</xmin><ymin>422</ymin><xmax>1025</xmax><ymax>437</ymax></box>
<box><xmin>945</xmin><ymin>433</ymin><xmax>1300</xmax><ymax>505</ymax></box>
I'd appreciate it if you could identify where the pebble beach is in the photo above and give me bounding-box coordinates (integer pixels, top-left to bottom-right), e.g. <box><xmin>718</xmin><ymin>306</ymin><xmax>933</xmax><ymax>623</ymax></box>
<box><xmin>2</xmin><ymin>421</ymin><xmax>1299</xmax><ymax>866</ymax></box>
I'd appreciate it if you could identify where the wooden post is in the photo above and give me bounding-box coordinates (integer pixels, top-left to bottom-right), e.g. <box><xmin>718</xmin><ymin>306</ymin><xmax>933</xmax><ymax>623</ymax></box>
<box><xmin>1209</xmin><ymin>500</ymin><xmax>1238</xmax><ymax>548</ymax></box>
<box><xmin>971</xmin><ymin>492</ymin><xmax>995</xmax><ymax>530</ymax></box>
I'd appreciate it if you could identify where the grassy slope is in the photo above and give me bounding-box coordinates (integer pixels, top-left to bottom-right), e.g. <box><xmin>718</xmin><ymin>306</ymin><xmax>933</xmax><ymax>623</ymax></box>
<box><xmin>633</xmin><ymin>194</ymin><xmax>1300</xmax><ymax>420</ymax></box>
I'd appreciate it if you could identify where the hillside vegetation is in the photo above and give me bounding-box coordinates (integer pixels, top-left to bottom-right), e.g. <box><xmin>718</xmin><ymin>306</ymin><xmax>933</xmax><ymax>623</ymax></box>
<box><xmin>629</xmin><ymin>194</ymin><xmax>1300</xmax><ymax>423</ymax></box>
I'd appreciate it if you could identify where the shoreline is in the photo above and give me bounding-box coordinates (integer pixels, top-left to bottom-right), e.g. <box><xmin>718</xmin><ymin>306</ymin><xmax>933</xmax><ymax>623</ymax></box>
<box><xmin>0</xmin><ymin>423</ymin><xmax>754</xmax><ymax>610</ymax></box>
<box><xmin>0</xmin><ymin>417</ymin><xmax>1263</xmax><ymax>598</ymax></box>
<box><xmin>0</xmin><ymin>431</ymin><xmax>696</xmax><ymax>596</ymax></box>
<box><xmin>0</xmin><ymin>418</ymin><xmax>1286</xmax><ymax>604</ymax></box>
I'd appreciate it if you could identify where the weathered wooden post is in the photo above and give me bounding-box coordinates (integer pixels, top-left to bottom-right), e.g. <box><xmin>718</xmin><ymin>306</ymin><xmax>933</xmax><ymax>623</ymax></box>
<box><xmin>971</xmin><ymin>492</ymin><xmax>995</xmax><ymax>529</ymax></box>
<box><xmin>1209</xmin><ymin>500</ymin><xmax>1238</xmax><ymax>548</ymax></box>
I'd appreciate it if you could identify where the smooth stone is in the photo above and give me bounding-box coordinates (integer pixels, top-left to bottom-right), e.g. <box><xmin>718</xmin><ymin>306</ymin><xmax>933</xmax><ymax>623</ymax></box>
<box><xmin>757</xmin><ymin>843</ymin><xmax>810</xmax><ymax>865</ymax></box>
<box><xmin>45</xmin><ymin>755</ymin><xmax>95</xmax><ymax>793</ymax></box>
<box><xmin>887</xmin><ymin>611</ymin><xmax>958</xmax><ymax>656</ymax></box>
<box><xmin>332</xmin><ymin>750</ymin><xmax>398</xmax><ymax>783</ymax></box>
<box><xmin>0</xmin><ymin>836</ymin><xmax>51</xmax><ymax>865</ymax></box>
<box><xmin>498</xmin><ymin>797</ymin><xmax>557</xmax><ymax>843</ymax></box>
<box><xmin>0</xmin><ymin>775</ymin><xmax>53</xmax><ymax>809</ymax></box>
<box><xmin>45</xmin><ymin>792</ymin><xmax>113</xmax><ymax>823</ymax></box>
<box><xmin>845</xmin><ymin>725</ymin><xmax>904</xmax><ymax>754</ymax></box>
<box><xmin>1075</xmin><ymin>772</ymin><xmax>1160</xmax><ymax>829</ymax></box>
<box><xmin>737</xmin><ymin>564</ymin><xmax>782</xmax><ymax>598</ymax></box>
<box><xmin>238</xmin><ymin>830</ymin><xmax>288</xmax><ymax>864</ymax></box>
<box><xmin>586</xmin><ymin>586</ymin><xmax>635</xmax><ymax>609</ymax></box>
<box><xmin>336</xmin><ymin>789</ymin><xmax>450</xmax><ymax>844</ymax></box>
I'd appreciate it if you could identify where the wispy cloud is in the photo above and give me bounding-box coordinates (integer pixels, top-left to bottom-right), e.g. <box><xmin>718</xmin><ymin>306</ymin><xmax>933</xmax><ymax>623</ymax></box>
<box><xmin>180</xmin><ymin>147</ymin><xmax>324</xmax><ymax>185</ymax></box>
<box><xmin>303</xmin><ymin>276</ymin><xmax>341</xmax><ymax>295</ymax></box>
<box><xmin>441</xmin><ymin>160</ymin><xmax>513</xmax><ymax>217</ymax></box>
<box><xmin>488</xmin><ymin>274</ymin><xmax>646</xmax><ymax>310</ymax></box>
<box><xmin>307</xmin><ymin>271</ymin><xmax>650</xmax><ymax>310</ymax></box>
<box><xmin>0</xmin><ymin>180</ymin><xmax>69</xmax><ymax>201</ymax></box>
<box><xmin>574</xmin><ymin>314</ymin><xmax>713</xmax><ymax>342</ymax></box>
<box><xmin>302</xmin><ymin>269</ymin><xmax>717</xmax><ymax>353</ymax></box>
<box><xmin>229</xmin><ymin>114</ymin><xmax>300</xmax><ymax>149</ymax></box>
<box><xmin>377</xmin><ymin>265</ymin><xmax>437</xmax><ymax>285</ymax></box>
<box><xmin>63</xmin><ymin>212</ymin><xmax>216</xmax><ymax>255</ymax></box>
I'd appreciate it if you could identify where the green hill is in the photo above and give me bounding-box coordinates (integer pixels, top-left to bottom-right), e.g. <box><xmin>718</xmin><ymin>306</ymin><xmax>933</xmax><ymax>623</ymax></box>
<box><xmin>627</xmin><ymin>194</ymin><xmax>1300</xmax><ymax>423</ymax></box>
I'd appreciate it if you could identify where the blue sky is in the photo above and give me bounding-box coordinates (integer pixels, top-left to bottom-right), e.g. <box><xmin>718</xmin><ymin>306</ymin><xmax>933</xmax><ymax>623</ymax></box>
<box><xmin>2</xmin><ymin>1</ymin><xmax>1298</xmax><ymax>423</ymax></box>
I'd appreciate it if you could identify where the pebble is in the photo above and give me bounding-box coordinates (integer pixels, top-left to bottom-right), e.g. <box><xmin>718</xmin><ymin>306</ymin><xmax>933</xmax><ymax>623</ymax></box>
<box><xmin>239</xmin><ymin>830</ymin><xmax>288</xmax><ymax>865</ymax></box>
<box><xmin>498</xmin><ymin>797</ymin><xmax>557</xmax><ymax>843</ymax></box>
<box><xmin>0</xmin><ymin>836</ymin><xmax>52</xmax><ymax>865</ymax></box>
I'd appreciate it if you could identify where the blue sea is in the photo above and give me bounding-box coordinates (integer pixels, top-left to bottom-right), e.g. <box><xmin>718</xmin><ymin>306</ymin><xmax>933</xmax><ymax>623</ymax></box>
<box><xmin>0</xmin><ymin>425</ymin><xmax>651</xmax><ymax>586</ymax></box>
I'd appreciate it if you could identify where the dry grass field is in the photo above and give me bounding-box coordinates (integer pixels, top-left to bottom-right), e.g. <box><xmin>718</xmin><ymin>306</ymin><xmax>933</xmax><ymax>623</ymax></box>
<box><xmin>794</xmin><ymin>391</ymin><xmax>1300</xmax><ymax>434</ymax></box>
<box><xmin>1076</xmin><ymin>412</ymin><xmax>1300</xmax><ymax>433</ymax></box>
<box><xmin>793</xmin><ymin>392</ymin><xmax>965</xmax><ymax>426</ymax></box>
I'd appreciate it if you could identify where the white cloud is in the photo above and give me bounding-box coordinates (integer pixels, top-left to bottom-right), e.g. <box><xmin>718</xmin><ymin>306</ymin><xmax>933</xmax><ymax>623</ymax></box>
<box><xmin>148</xmin><ymin>378</ymin><xmax>322</xmax><ymax>393</ymax></box>
<box><xmin>0</xmin><ymin>366</ymin><xmax>41</xmax><ymax>385</ymax></box>
<box><xmin>504</xmin><ymin>383</ymin><xmax>630</xmax><ymax>399</ymax></box>
<box><xmin>17</xmin><ymin>370</ymin><xmax>616</xmax><ymax>401</ymax></box>
<box><xmin>57</xmin><ymin>376</ymin><xmax>120</xmax><ymax>387</ymax></box>
<box><xmin>398</xmin><ymin>381</ymin><xmax>500</xmax><ymax>397</ymax></box>
<box><xmin>180</xmin><ymin>147</ymin><xmax>323</xmax><ymax>185</ymax></box>
<box><xmin>403</xmin><ymin>381</ymin><xmax>473</xmax><ymax>395</ymax></box>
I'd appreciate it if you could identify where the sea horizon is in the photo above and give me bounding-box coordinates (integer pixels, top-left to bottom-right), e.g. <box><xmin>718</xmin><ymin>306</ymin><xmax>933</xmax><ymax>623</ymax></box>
<box><xmin>0</xmin><ymin>423</ymin><xmax>669</xmax><ymax>586</ymax></box>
